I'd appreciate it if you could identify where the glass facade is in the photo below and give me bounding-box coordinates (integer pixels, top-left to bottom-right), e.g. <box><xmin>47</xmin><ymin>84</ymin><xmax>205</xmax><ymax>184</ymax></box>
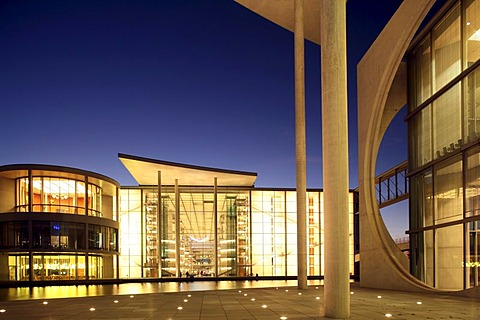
<box><xmin>408</xmin><ymin>0</ymin><xmax>480</xmax><ymax>290</ymax></box>
<box><xmin>0</xmin><ymin>166</ymin><xmax>119</xmax><ymax>282</ymax></box>
<box><xmin>119</xmin><ymin>187</ymin><xmax>354</xmax><ymax>279</ymax></box>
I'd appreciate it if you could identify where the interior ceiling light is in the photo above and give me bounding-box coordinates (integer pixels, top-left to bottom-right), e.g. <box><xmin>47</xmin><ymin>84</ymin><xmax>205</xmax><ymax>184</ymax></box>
<box><xmin>468</xmin><ymin>29</ymin><xmax>480</xmax><ymax>41</ymax></box>
<box><xmin>189</xmin><ymin>235</ymin><xmax>209</xmax><ymax>242</ymax></box>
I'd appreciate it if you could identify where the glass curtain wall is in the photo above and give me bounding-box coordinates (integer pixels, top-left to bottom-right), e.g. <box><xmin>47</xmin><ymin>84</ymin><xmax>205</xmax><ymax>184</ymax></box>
<box><xmin>408</xmin><ymin>0</ymin><xmax>480</xmax><ymax>290</ymax></box>
<box><xmin>119</xmin><ymin>187</ymin><xmax>355</xmax><ymax>280</ymax></box>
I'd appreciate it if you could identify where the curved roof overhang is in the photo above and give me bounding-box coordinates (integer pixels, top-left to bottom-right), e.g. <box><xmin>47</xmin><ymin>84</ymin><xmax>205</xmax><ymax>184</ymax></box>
<box><xmin>118</xmin><ymin>153</ymin><xmax>257</xmax><ymax>187</ymax></box>
<box><xmin>235</xmin><ymin>0</ymin><xmax>321</xmax><ymax>45</ymax></box>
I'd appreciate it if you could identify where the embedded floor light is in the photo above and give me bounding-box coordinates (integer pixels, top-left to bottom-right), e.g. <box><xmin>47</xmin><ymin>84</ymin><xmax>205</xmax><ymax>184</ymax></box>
<box><xmin>114</xmin><ymin>300</ymin><xmax>119</xmax><ymax>303</ymax></box>
<box><xmin>177</xmin><ymin>306</ymin><xmax>183</xmax><ymax>310</ymax></box>
<box><xmin>385</xmin><ymin>313</ymin><xmax>392</xmax><ymax>318</ymax></box>
<box><xmin>261</xmin><ymin>305</ymin><xmax>268</xmax><ymax>308</ymax></box>
<box><xmin>89</xmin><ymin>308</ymin><xmax>95</xmax><ymax>311</ymax></box>
<box><xmin>42</xmin><ymin>301</ymin><xmax>48</xmax><ymax>305</ymax></box>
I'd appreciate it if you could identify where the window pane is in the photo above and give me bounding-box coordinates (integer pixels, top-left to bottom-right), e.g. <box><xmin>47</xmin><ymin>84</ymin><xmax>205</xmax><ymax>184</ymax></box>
<box><xmin>434</xmin><ymin>156</ymin><xmax>463</xmax><ymax>224</ymax></box>
<box><xmin>464</xmin><ymin>67</ymin><xmax>480</xmax><ymax>143</ymax></box>
<box><xmin>433</xmin><ymin>84</ymin><xmax>461</xmax><ymax>160</ymax></box>
<box><xmin>433</xmin><ymin>4</ymin><xmax>461</xmax><ymax>91</ymax></box>
<box><xmin>436</xmin><ymin>224</ymin><xmax>464</xmax><ymax>290</ymax></box>
<box><xmin>414</xmin><ymin>36</ymin><xmax>432</xmax><ymax>107</ymax></box>
<box><xmin>411</xmin><ymin>105</ymin><xmax>432</xmax><ymax>168</ymax></box>
<box><xmin>465</xmin><ymin>0</ymin><xmax>480</xmax><ymax>67</ymax></box>
<box><xmin>466</xmin><ymin>146</ymin><xmax>480</xmax><ymax>217</ymax></box>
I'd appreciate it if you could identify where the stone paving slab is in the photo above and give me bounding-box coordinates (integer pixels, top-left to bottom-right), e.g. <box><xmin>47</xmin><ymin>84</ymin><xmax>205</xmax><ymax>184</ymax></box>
<box><xmin>0</xmin><ymin>285</ymin><xmax>479</xmax><ymax>319</ymax></box>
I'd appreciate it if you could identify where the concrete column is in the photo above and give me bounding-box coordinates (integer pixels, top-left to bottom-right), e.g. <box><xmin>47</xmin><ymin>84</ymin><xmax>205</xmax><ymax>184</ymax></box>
<box><xmin>157</xmin><ymin>171</ymin><xmax>162</xmax><ymax>277</ymax></box>
<box><xmin>175</xmin><ymin>179</ymin><xmax>181</xmax><ymax>277</ymax></box>
<box><xmin>214</xmin><ymin>177</ymin><xmax>218</xmax><ymax>277</ymax></box>
<box><xmin>320</xmin><ymin>0</ymin><xmax>350</xmax><ymax>318</ymax></box>
<box><xmin>295</xmin><ymin>0</ymin><xmax>307</xmax><ymax>291</ymax></box>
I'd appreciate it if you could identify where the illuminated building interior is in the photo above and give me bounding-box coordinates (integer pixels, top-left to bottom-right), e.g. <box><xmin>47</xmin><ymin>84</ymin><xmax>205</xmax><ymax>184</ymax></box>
<box><xmin>0</xmin><ymin>165</ymin><xmax>119</xmax><ymax>282</ymax></box>
<box><xmin>408</xmin><ymin>0</ymin><xmax>480</xmax><ymax>290</ymax></box>
<box><xmin>118</xmin><ymin>154</ymin><xmax>355</xmax><ymax>279</ymax></box>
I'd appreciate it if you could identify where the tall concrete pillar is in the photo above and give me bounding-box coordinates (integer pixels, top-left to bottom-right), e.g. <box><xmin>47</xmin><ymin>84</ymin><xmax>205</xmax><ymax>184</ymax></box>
<box><xmin>214</xmin><ymin>177</ymin><xmax>218</xmax><ymax>277</ymax></box>
<box><xmin>295</xmin><ymin>0</ymin><xmax>307</xmax><ymax>291</ymax></box>
<box><xmin>320</xmin><ymin>0</ymin><xmax>350</xmax><ymax>318</ymax></box>
<box><xmin>157</xmin><ymin>171</ymin><xmax>162</xmax><ymax>277</ymax></box>
<box><xmin>175</xmin><ymin>179</ymin><xmax>181</xmax><ymax>277</ymax></box>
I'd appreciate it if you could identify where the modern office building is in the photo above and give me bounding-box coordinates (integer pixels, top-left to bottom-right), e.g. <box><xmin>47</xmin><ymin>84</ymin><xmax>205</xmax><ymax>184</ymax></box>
<box><xmin>0</xmin><ymin>164</ymin><xmax>119</xmax><ymax>282</ymax></box>
<box><xmin>118</xmin><ymin>154</ymin><xmax>354</xmax><ymax>280</ymax></box>
<box><xmin>0</xmin><ymin>155</ymin><xmax>355</xmax><ymax>283</ymax></box>
<box><xmin>357</xmin><ymin>0</ymin><xmax>480</xmax><ymax>296</ymax></box>
<box><xmin>407</xmin><ymin>0</ymin><xmax>480</xmax><ymax>290</ymax></box>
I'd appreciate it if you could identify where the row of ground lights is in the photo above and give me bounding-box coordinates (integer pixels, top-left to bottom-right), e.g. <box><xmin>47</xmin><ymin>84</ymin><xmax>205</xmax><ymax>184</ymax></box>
<box><xmin>0</xmin><ymin>290</ymin><xmax>424</xmax><ymax>318</ymax></box>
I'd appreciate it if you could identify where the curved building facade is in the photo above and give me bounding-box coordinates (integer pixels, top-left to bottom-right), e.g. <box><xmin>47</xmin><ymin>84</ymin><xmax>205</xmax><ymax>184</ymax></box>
<box><xmin>0</xmin><ymin>165</ymin><xmax>119</xmax><ymax>282</ymax></box>
<box><xmin>408</xmin><ymin>0</ymin><xmax>480</xmax><ymax>290</ymax></box>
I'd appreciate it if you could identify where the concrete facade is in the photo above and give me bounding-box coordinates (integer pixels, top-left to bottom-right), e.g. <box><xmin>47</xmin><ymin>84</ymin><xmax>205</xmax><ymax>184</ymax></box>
<box><xmin>357</xmin><ymin>0</ymin><xmax>437</xmax><ymax>293</ymax></box>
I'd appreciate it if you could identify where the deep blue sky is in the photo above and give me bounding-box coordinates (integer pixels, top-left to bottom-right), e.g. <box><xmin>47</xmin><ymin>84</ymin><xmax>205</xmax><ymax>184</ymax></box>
<box><xmin>1</xmin><ymin>0</ymin><xmax>414</xmax><ymax>189</ymax></box>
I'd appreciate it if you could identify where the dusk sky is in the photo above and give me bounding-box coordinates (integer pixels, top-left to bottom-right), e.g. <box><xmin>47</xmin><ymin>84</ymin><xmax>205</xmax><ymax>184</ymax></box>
<box><xmin>0</xmin><ymin>1</ymin><xmax>446</xmax><ymax>238</ymax></box>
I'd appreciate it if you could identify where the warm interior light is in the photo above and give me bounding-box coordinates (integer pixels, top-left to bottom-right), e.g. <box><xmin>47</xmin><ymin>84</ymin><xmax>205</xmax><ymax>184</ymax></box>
<box><xmin>468</xmin><ymin>29</ymin><xmax>480</xmax><ymax>41</ymax></box>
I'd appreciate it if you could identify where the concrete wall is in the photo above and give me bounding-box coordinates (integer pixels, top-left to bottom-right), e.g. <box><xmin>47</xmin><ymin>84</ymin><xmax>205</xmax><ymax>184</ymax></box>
<box><xmin>357</xmin><ymin>0</ymin><xmax>438</xmax><ymax>293</ymax></box>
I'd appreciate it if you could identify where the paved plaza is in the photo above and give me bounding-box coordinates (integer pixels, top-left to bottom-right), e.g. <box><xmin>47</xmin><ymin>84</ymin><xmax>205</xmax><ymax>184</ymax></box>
<box><xmin>0</xmin><ymin>284</ymin><xmax>479</xmax><ymax>319</ymax></box>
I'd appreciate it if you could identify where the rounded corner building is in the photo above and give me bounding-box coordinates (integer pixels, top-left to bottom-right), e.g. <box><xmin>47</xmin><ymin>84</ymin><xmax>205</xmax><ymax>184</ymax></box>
<box><xmin>0</xmin><ymin>164</ymin><xmax>120</xmax><ymax>282</ymax></box>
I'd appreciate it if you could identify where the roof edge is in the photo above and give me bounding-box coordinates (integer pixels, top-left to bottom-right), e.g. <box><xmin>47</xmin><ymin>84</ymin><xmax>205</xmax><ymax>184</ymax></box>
<box><xmin>118</xmin><ymin>153</ymin><xmax>258</xmax><ymax>178</ymax></box>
